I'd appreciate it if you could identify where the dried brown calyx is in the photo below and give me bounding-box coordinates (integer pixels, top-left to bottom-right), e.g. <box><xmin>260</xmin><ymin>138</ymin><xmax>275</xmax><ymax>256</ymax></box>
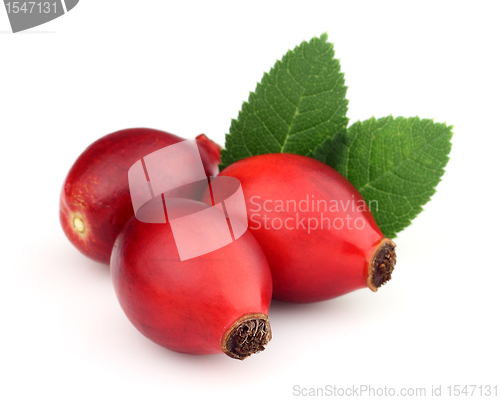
<box><xmin>367</xmin><ymin>238</ymin><xmax>397</xmax><ymax>291</ymax></box>
<box><xmin>221</xmin><ymin>313</ymin><xmax>272</xmax><ymax>360</ymax></box>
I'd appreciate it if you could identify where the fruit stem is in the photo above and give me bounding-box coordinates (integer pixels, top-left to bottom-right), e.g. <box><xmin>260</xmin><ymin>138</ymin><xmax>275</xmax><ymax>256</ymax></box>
<box><xmin>221</xmin><ymin>313</ymin><xmax>272</xmax><ymax>360</ymax></box>
<box><xmin>367</xmin><ymin>238</ymin><xmax>396</xmax><ymax>291</ymax></box>
<box><xmin>196</xmin><ymin>134</ymin><xmax>222</xmax><ymax>160</ymax></box>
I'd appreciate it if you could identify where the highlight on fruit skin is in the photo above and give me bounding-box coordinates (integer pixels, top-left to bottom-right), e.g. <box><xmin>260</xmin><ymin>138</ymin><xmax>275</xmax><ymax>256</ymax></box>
<box><xmin>111</xmin><ymin>199</ymin><xmax>273</xmax><ymax>359</ymax></box>
<box><xmin>209</xmin><ymin>153</ymin><xmax>397</xmax><ymax>303</ymax></box>
<box><xmin>59</xmin><ymin>128</ymin><xmax>221</xmax><ymax>264</ymax></box>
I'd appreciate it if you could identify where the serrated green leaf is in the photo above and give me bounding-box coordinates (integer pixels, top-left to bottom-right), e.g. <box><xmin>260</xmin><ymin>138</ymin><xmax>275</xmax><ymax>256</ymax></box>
<box><xmin>220</xmin><ymin>33</ymin><xmax>348</xmax><ymax>170</ymax></box>
<box><xmin>313</xmin><ymin>116</ymin><xmax>453</xmax><ymax>238</ymax></box>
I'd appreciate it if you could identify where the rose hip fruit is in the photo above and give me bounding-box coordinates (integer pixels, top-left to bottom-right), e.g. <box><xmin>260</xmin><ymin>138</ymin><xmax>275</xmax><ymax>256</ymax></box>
<box><xmin>59</xmin><ymin>128</ymin><xmax>221</xmax><ymax>264</ymax></box>
<box><xmin>208</xmin><ymin>153</ymin><xmax>396</xmax><ymax>303</ymax></box>
<box><xmin>111</xmin><ymin>199</ymin><xmax>272</xmax><ymax>360</ymax></box>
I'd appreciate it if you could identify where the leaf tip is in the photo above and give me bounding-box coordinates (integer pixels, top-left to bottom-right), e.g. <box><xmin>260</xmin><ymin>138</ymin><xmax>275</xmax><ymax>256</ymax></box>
<box><xmin>444</xmin><ymin>123</ymin><xmax>455</xmax><ymax>137</ymax></box>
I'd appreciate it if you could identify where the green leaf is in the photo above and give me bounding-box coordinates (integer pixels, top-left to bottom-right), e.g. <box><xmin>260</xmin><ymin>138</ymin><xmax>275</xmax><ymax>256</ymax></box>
<box><xmin>313</xmin><ymin>116</ymin><xmax>453</xmax><ymax>238</ymax></box>
<box><xmin>220</xmin><ymin>33</ymin><xmax>348</xmax><ymax>170</ymax></box>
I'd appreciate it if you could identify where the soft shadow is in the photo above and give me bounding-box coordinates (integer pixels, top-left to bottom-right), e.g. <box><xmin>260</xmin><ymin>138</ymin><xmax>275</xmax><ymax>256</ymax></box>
<box><xmin>0</xmin><ymin>30</ymin><xmax>56</xmax><ymax>34</ymax></box>
<box><xmin>269</xmin><ymin>298</ymin><xmax>341</xmax><ymax>315</ymax></box>
<box><xmin>31</xmin><ymin>238</ymin><xmax>111</xmax><ymax>284</ymax></box>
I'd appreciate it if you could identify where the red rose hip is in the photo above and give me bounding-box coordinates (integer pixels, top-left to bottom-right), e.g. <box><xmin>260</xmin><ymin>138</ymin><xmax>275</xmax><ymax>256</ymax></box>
<box><xmin>59</xmin><ymin>128</ymin><xmax>221</xmax><ymax>264</ymax></box>
<box><xmin>210</xmin><ymin>153</ymin><xmax>396</xmax><ymax>303</ymax></box>
<box><xmin>111</xmin><ymin>198</ymin><xmax>273</xmax><ymax>359</ymax></box>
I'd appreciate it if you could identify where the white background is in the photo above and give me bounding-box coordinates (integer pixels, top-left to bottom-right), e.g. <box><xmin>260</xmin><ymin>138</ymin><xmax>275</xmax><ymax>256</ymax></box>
<box><xmin>1</xmin><ymin>1</ymin><xmax>499</xmax><ymax>399</ymax></box>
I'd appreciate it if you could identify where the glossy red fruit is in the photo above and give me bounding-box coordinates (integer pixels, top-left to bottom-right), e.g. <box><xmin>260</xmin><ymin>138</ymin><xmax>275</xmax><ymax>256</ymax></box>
<box><xmin>60</xmin><ymin>128</ymin><xmax>221</xmax><ymax>264</ymax></box>
<box><xmin>111</xmin><ymin>199</ymin><xmax>272</xmax><ymax>360</ymax></box>
<box><xmin>209</xmin><ymin>153</ymin><xmax>396</xmax><ymax>303</ymax></box>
